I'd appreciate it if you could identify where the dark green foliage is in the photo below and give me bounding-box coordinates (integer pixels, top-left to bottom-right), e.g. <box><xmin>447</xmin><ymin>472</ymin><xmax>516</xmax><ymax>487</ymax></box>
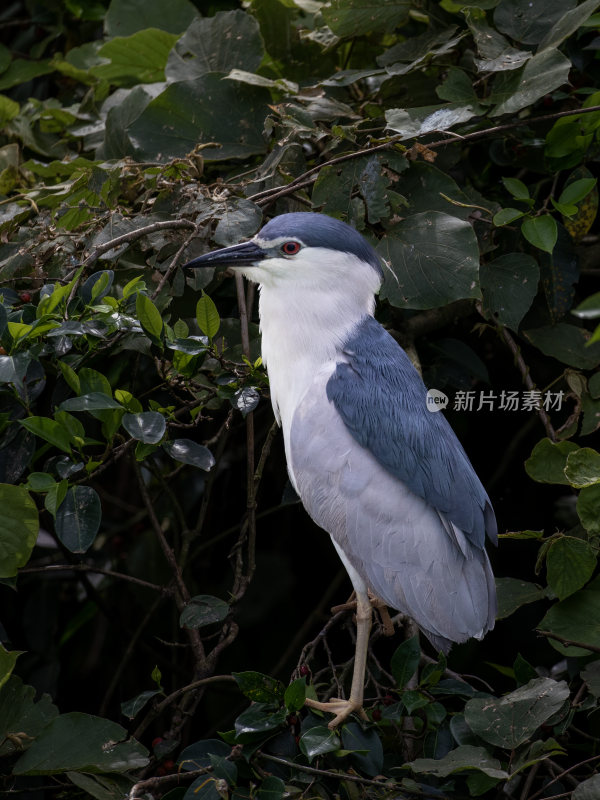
<box><xmin>1</xmin><ymin>0</ymin><xmax>600</xmax><ymax>797</ymax></box>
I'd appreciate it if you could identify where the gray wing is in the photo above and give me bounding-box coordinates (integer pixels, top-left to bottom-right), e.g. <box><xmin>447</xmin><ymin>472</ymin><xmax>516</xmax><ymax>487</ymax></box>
<box><xmin>289</xmin><ymin>364</ymin><xmax>496</xmax><ymax>652</ymax></box>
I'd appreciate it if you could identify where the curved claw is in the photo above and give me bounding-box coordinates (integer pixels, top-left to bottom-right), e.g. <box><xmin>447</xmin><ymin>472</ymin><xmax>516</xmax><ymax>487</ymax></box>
<box><xmin>305</xmin><ymin>696</ymin><xmax>369</xmax><ymax>729</ymax></box>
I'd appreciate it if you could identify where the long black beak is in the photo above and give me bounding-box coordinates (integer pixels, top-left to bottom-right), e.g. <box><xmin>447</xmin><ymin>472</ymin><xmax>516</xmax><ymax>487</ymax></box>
<box><xmin>184</xmin><ymin>240</ymin><xmax>266</xmax><ymax>270</ymax></box>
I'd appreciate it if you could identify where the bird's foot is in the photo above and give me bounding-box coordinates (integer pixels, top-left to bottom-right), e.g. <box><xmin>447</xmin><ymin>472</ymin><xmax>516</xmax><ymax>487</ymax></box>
<box><xmin>304</xmin><ymin>697</ymin><xmax>368</xmax><ymax>729</ymax></box>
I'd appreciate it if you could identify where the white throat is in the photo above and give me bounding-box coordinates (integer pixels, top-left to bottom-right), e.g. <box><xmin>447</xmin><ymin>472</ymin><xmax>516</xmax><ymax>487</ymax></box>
<box><xmin>243</xmin><ymin>248</ymin><xmax>381</xmax><ymax>450</ymax></box>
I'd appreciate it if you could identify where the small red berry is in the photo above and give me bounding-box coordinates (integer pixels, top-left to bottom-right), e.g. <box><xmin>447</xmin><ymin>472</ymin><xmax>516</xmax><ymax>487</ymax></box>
<box><xmin>163</xmin><ymin>760</ymin><xmax>175</xmax><ymax>771</ymax></box>
<box><xmin>151</xmin><ymin>737</ymin><xmax>163</xmax><ymax>749</ymax></box>
<box><xmin>19</xmin><ymin>292</ymin><xmax>31</xmax><ymax>303</ymax></box>
<box><xmin>382</xmin><ymin>694</ymin><xmax>395</xmax><ymax>706</ymax></box>
<box><xmin>372</xmin><ymin>709</ymin><xmax>382</xmax><ymax>722</ymax></box>
<box><xmin>299</xmin><ymin>665</ymin><xmax>309</xmax><ymax>677</ymax></box>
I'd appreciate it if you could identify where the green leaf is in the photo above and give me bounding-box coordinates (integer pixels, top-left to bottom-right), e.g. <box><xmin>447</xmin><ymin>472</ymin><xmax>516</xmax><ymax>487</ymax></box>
<box><xmin>284</xmin><ymin>678</ymin><xmax>306</xmax><ymax>712</ymax></box>
<box><xmin>502</xmin><ymin>177</ymin><xmax>530</xmax><ymax>200</ymax></box>
<box><xmin>493</xmin><ymin>207</ymin><xmax>525</xmax><ymax>226</ymax></box>
<box><xmin>136</xmin><ymin>293</ymin><xmax>163</xmax><ymax>341</ymax></box>
<box><xmin>196</xmin><ymin>293</ymin><xmax>220</xmax><ymax>340</ymax></box>
<box><xmin>494</xmin><ymin>0</ymin><xmax>576</xmax><ymax>47</ymax></box>
<box><xmin>299</xmin><ymin>726</ymin><xmax>341</xmax><ymax>762</ymax></box>
<box><xmin>409</xmin><ymin>744</ymin><xmax>508</xmax><ymax>779</ymax></box>
<box><xmin>120</xmin><ymin>690</ymin><xmax>161</xmax><ymax>720</ymax></box>
<box><xmin>390</xmin><ymin>636</ymin><xmax>420</xmax><ymax>688</ymax></box>
<box><xmin>521</xmin><ymin>215</ymin><xmax>558</xmax><ymax>254</ymax></box>
<box><xmin>323</xmin><ymin>0</ymin><xmax>410</xmax><ymax>36</ymax></box>
<box><xmin>59</xmin><ymin>362</ymin><xmax>80</xmax><ymax>394</ymax></box>
<box><xmin>480</xmin><ymin>253</ymin><xmax>539</xmax><ymax>331</ymax></box>
<box><xmin>26</xmin><ymin>472</ymin><xmax>56</xmax><ymax>492</ymax></box>
<box><xmin>163</xmin><ymin>439</ymin><xmax>215</xmax><ymax>470</ymax></box>
<box><xmin>574</xmin><ymin>775</ymin><xmax>600</xmax><ymax>800</ymax></box>
<box><xmin>127</xmin><ymin>76</ymin><xmax>270</xmax><ymax>162</ymax></box>
<box><xmin>495</xmin><ymin>577</ymin><xmax>547</xmax><ymax>619</ymax></box>
<box><xmin>537</xmin><ymin>0</ymin><xmax>600</xmax><ymax>51</ymax></box>
<box><xmin>55</xmin><ymin>486</ymin><xmax>102</xmax><ymax>553</ymax></box>
<box><xmin>378</xmin><ymin>211</ymin><xmax>481</xmax><ymax>309</ymax></box>
<box><xmin>60</xmin><ymin>392</ymin><xmax>123</xmax><ymax>411</ymax></box>
<box><xmin>0</xmin><ymin>676</ymin><xmax>58</xmax><ymax>758</ymax></box>
<box><xmin>385</xmin><ymin>104</ymin><xmax>478</xmax><ymax>141</ymax></box>
<box><xmin>165</xmin><ymin>10</ymin><xmax>264</xmax><ymax>81</ymax></box>
<box><xmin>256</xmin><ymin>776</ymin><xmax>286</xmax><ymax>800</ymax></box>
<box><xmin>80</xmin><ymin>270</ymin><xmax>114</xmax><ymax>305</ymax></box>
<box><xmin>104</xmin><ymin>0</ymin><xmax>198</xmax><ymax>36</ymax></box>
<box><xmin>45</xmin><ymin>480</ymin><xmax>68</xmax><ymax>518</ymax></box>
<box><xmin>564</xmin><ymin>447</ymin><xmax>600</xmax><ymax>488</ymax></box>
<box><xmin>341</xmin><ymin>722</ymin><xmax>384</xmax><ymax>777</ymax></box>
<box><xmin>0</xmin><ymin>644</ymin><xmax>23</xmax><ymax>690</ymax></box>
<box><xmin>214</xmin><ymin>199</ymin><xmax>262</xmax><ymax>247</ymax></box>
<box><xmin>524</xmin><ymin>324</ymin><xmax>600</xmax><ymax>369</ymax></box>
<box><xmin>490</xmin><ymin>49</ymin><xmax>571</xmax><ymax>117</ymax></box>
<box><xmin>540</xmin><ymin>575</ymin><xmax>600</xmax><ymax>655</ymax></box>
<box><xmin>179</xmin><ymin>595</ymin><xmax>229</xmax><ymax>629</ymax></box>
<box><xmin>525</xmin><ymin>438</ymin><xmax>579</xmax><ymax>484</ymax></box>
<box><xmin>122</xmin><ymin>412</ymin><xmax>166</xmax><ymax>444</ymax></box>
<box><xmin>178</xmin><ymin>739</ymin><xmax>230</xmax><ymax>771</ymax></box>
<box><xmin>0</xmin><ymin>484</ymin><xmax>39</xmax><ymax>578</ymax></box>
<box><xmin>91</xmin><ymin>29</ymin><xmax>179</xmax><ymax>85</ymax></box>
<box><xmin>12</xmin><ymin>712</ymin><xmax>148</xmax><ymax>774</ymax></box>
<box><xmin>464</xmin><ymin>678</ymin><xmax>569</xmax><ymax>748</ymax></box>
<box><xmin>558</xmin><ymin>177</ymin><xmax>597</xmax><ymax>206</ymax></box>
<box><xmin>20</xmin><ymin>416</ymin><xmax>72</xmax><ymax>454</ymax></box>
<box><xmin>577</xmin><ymin>484</ymin><xmax>600</xmax><ymax>534</ymax></box>
<box><xmin>546</xmin><ymin>536</ymin><xmax>597</xmax><ymax>599</ymax></box>
<box><xmin>0</xmin><ymin>59</ymin><xmax>53</xmax><ymax>91</ymax></box>
<box><xmin>234</xmin><ymin>704</ymin><xmax>287</xmax><ymax>743</ymax></box>
<box><xmin>233</xmin><ymin>672</ymin><xmax>285</xmax><ymax>704</ymax></box>
<box><xmin>572</xmin><ymin>291</ymin><xmax>600</xmax><ymax>320</ymax></box>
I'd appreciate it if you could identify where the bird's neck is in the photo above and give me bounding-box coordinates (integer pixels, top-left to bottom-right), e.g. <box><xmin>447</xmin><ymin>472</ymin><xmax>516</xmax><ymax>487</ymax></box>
<box><xmin>258</xmin><ymin>282</ymin><xmax>375</xmax><ymax>435</ymax></box>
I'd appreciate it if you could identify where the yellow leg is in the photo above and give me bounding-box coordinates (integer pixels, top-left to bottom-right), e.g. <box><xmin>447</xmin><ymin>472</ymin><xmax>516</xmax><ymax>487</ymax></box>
<box><xmin>305</xmin><ymin>590</ymin><xmax>373</xmax><ymax>729</ymax></box>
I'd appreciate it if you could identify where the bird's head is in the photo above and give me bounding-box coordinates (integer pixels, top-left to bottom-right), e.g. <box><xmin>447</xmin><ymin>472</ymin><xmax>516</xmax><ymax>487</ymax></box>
<box><xmin>185</xmin><ymin>212</ymin><xmax>383</xmax><ymax>294</ymax></box>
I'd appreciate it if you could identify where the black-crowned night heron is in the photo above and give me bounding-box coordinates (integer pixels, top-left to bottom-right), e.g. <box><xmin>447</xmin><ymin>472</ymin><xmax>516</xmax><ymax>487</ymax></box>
<box><xmin>186</xmin><ymin>212</ymin><xmax>497</xmax><ymax>728</ymax></box>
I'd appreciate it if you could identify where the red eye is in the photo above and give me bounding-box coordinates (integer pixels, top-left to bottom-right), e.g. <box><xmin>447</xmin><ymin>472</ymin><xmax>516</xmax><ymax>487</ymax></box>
<box><xmin>281</xmin><ymin>241</ymin><xmax>301</xmax><ymax>255</ymax></box>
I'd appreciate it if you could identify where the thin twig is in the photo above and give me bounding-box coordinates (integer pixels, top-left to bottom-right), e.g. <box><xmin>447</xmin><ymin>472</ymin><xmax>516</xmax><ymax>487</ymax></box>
<box><xmin>152</xmin><ymin>223</ymin><xmax>199</xmax><ymax>299</ymax></box>
<box><xmin>19</xmin><ymin>563</ymin><xmax>171</xmax><ymax>594</ymax></box>
<box><xmin>128</xmin><ymin>766</ymin><xmax>213</xmax><ymax>800</ymax></box>
<box><xmin>536</xmin><ymin>629</ymin><xmax>600</xmax><ymax>655</ymax></box>
<box><xmin>83</xmin><ymin>219</ymin><xmax>196</xmax><ymax>268</ymax></box>
<box><xmin>498</xmin><ymin>326</ymin><xmax>557</xmax><ymax>441</ymax></box>
<box><xmin>133</xmin><ymin>675</ymin><xmax>237</xmax><ymax>740</ymax></box>
<box><xmin>527</xmin><ymin>754</ymin><xmax>600</xmax><ymax>800</ymax></box>
<box><xmin>249</xmin><ymin>104</ymin><xmax>600</xmax><ymax>207</ymax></box>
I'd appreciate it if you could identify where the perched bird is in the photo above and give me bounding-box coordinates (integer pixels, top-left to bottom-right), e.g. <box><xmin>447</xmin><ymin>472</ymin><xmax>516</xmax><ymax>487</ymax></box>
<box><xmin>186</xmin><ymin>212</ymin><xmax>497</xmax><ymax>728</ymax></box>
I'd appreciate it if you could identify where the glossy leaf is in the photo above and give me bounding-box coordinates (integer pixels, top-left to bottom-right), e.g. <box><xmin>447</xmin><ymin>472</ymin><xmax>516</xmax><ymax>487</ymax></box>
<box><xmin>299</xmin><ymin>725</ymin><xmax>341</xmax><ymax>761</ymax></box>
<box><xmin>323</xmin><ymin>0</ymin><xmax>410</xmax><ymax>36</ymax></box>
<box><xmin>120</xmin><ymin>690</ymin><xmax>161</xmax><ymax>720</ymax></box>
<box><xmin>524</xmin><ymin>324</ymin><xmax>600</xmax><ymax>369</ymax></box>
<box><xmin>20</xmin><ymin>416</ymin><xmax>72</xmax><ymax>454</ymax></box>
<box><xmin>122</xmin><ymin>411</ymin><xmax>166</xmax><ymax>444</ymax></box>
<box><xmin>178</xmin><ymin>739</ymin><xmax>230</xmax><ymax>771</ymax></box>
<box><xmin>55</xmin><ymin>486</ymin><xmax>102</xmax><ymax>553</ymax></box>
<box><xmin>180</xmin><ymin>595</ymin><xmax>229</xmax><ymax>629</ymax></box>
<box><xmin>490</xmin><ymin>49</ymin><xmax>571</xmax><ymax>116</ymax></box>
<box><xmin>163</xmin><ymin>439</ymin><xmax>215</xmax><ymax>470</ymax></box>
<box><xmin>284</xmin><ymin>678</ymin><xmax>306</xmax><ymax>712</ymax></box>
<box><xmin>233</xmin><ymin>671</ymin><xmax>285</xmax><ymax>704</ymax></box>
<box><xmin>60</xmin><ymin>392</ymin><xmax>123</xmax><ymax>411</ymax></box>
